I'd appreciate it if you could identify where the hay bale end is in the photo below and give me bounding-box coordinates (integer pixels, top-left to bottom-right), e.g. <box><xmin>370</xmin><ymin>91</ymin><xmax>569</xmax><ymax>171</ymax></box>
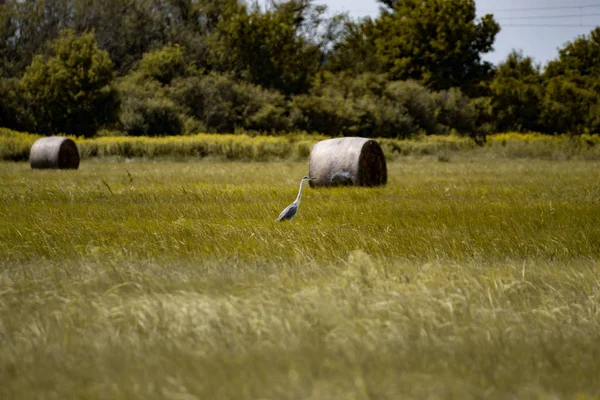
<box><xmin>309</xmin><ymin>137</ymin><xmax>387</xmax><ymax>187</ymax></box>
<box><xmin>30</xmin><ymin>136</ymin><xmax>80</xmax><ymax>169</ymax></box>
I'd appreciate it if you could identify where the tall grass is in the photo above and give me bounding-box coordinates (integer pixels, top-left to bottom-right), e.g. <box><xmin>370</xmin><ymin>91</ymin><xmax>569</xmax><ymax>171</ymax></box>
<box><xmin>6</xmin><ymin>127</ymin><xmax>600</xmax><ymax>161</ymax></box>
<box><xmin>1</xmin><ymin>158</ymin><xmax>600</xmax><ymax>398</ymax></box>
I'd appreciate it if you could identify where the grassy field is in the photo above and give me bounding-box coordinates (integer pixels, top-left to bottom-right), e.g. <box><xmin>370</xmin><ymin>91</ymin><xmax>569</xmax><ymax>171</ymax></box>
<box><xmin>1</xmin><ymin>157</ymin><xmax>600</xmax><ymax>399</ymax></box>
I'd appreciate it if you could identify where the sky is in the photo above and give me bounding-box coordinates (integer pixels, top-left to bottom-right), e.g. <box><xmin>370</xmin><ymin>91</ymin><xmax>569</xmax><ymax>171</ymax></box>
<box><xmin>308</xmin><ymin>0</ymin><xmax>600</xmax><ymax>66</ymax></box>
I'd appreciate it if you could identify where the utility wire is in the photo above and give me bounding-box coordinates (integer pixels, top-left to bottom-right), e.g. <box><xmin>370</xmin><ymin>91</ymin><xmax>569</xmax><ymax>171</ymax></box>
<box><xmin>501</xmin><ymin>23</ymin><xmax>599</xmax><ymax>27</ymax></box>
<box><xmin>494</xmin><ymin>12</ymin><xmax>600</xmax><ymax>20</ymax></box>
<box><xmin>481</xmin><ymin>4</ymin><xmax>600</xmax><ymax>13</ymax></box>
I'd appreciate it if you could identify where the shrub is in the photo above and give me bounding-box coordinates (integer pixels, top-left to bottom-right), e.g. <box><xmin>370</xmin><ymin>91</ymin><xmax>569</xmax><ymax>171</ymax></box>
<box><xmin>384</xmin><ymin>80</ymin><xmax>438</xmax><ymax>134</ymax></box>
<box><xmin>170</xmin><ymin>73</ymin><xmax>289</xmax><ymax>134</ymax></box>
<box><xmin>470</xmin><ymin>96</ymin><xmax>496</xmax><ymax>139</ymax></box>
<box><xmin>170</xmin><ymin>74</ymin><xmax>240</xmax><ymax>133</ymax></box>
<box><xmin>352</xmin><ymin>95</ymin><xmax>416</xmax><ymax>138</ymax></box>
<box><xmin>290</xmin><ymin>74</ymin><xmax>420</xmax><ymax>138</ymax></box>
<box><xmin>0</xmin><ymin>78</ymin><xmax>34</xmax><ymax>132</ymax></box>
<box><xmin>119</xmin><ymin>79</ymin><xmax>184</xmax><ymax>136</ymax></box>
<box><xmin>289</xmin><ymin>92</ymin><xmax>357</xmax><ymax>136</ymax></box>
<box><xmin>540</xmin><ymin>76</ymin><xmax>600</xmax><ymax>134</ymax></box>
<box><xmin>434</xmin><ymin>87</ymin><xmax>476</xmax><ymax>134</ymax></box>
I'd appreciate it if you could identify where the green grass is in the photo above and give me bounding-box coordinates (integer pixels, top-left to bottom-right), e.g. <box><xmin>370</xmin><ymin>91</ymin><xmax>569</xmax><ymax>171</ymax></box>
<box><xmin>1</xmin><ymin>158</ymin><xmax>600</xmax><ymax>399</ymax></box>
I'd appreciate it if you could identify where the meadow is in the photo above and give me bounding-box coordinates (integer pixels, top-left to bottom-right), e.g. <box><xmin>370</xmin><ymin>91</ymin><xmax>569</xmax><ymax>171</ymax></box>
<box><xmin>1</xmin><ymin>153</ymin><xmax>600</xmax><ymax>399</ymax></box>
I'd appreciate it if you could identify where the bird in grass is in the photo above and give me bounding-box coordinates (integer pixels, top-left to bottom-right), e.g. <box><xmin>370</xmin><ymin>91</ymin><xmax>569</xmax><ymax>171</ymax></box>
<box><xmin>277</xmin><ymin>176</ymin><xmax>313</xmax><ymax>221</ymax></box>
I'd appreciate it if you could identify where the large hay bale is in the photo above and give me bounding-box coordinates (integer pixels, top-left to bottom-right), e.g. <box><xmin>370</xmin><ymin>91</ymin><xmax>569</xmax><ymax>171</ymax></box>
<box><xmin>30</xmin><ymin>136</ymin><xmax>80</xmax><ymax>169</ymax></box>
<box><xmin>309</xmin><ymin>137</ymin><xmax>387</xmax><ymax>187</ymax></box>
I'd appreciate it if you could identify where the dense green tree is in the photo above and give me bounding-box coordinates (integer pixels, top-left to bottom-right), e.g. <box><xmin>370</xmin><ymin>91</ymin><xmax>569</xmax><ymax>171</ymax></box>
<box><xmin>489</xmin><ymin>51</ymin><xmax>543</xmax><ymax>132</ymax></box>
<box><xmin>20</xmin><ymin>30</ymin><xmax>120</xmax><ymax>136</ymax></box>
<box><xmin>209</xmin><ymin>0</ymin><xmax>327</xmax><ymax>95</ymax></box>
<box><xmin>71</xmin><ymin>0</ymin><xmax>173</xmax><ymax>74</ymax></box>
<box><xmin>0</xmin><ymin>77</ymin><xmax>35</xmax><ymax>131</ymax></box>
<box><xmin>540</xmin><ymin>28</ymin><xmax>600</xmax><ymax>134</ymax></box>
<box><xmin>71</xmin><ymin>0</ymin><xmax>244</xmax><ymax>74</ymax></box>
<box><xmin>0</xmin><ymin>0</ymin><xmax>71</xmax><ymax>76</ymax></box>
<box><xmin>324</xmin><ymin>16</ymin><xmax>379</xmax><ymax>75</ymax></box>
<box><xmin>135</xmin><ymin>44</ymin><xmax>188</xmax><ymax>85</ymax></box>
<box><xmin>540</xmin><ymin>76</ymin><xmax>600</xmax><ymax>134</ymax></box>
<box><xmin>368</xmin><ymin>0</ymin><xmax>499</xmax><ymax>93</ymax></box>
<box><xmin>0</xmin><ymin>2</ymin><xmax>18</xmax><ymax>77</ymax></box>
<box><xmin>545</xmin><ymin>27</ymin><xmax>600</xmax><ymax>79</ymax></box>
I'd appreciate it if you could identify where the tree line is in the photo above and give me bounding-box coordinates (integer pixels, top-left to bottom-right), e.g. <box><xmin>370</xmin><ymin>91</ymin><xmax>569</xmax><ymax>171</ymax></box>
<box><xmin>0</xmin><ymin>0</ymin><xmax>599</xmax><ymax>139</ymax></box>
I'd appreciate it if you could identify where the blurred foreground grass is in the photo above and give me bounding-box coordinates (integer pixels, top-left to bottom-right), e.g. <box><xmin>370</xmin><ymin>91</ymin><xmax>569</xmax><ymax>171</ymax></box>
<box><xmin>1</xmin><ymin>158</ymin><xmax>600</xmax><ymax>399</ymax></box>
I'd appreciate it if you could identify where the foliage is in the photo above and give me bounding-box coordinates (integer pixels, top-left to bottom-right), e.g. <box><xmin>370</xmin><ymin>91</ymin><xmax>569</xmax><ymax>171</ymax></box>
<box><xmin>384</xmin><ymin>80</ymin><xmax>438</xmax><ymax>133</ymax></box>
<box><xmin>369</xmin><ymin>0</ymin><xmax>500</xmax><ymax>93</ymax></box>
<box><xmin>0</xmin><ymin>2</ymin><xmax>18</xmax><ymax>77</ymax></box>
<box><xmin>324</xmin><ymin>16</ymin><xmax>379</xmax><ymax>75</ymax></box>
<box><xmin>135</xmin><ymin>44</ymin><xmax>189</xmax><ymax>85</ymax></box>
<box><xmin>540</xmin><ymin>76</ymin><xmax>600</xmax><ymax>134</ymax></box>
<box><xmin>545</xmin><ymin>27</ymin><xmax>600</xmax><ymax>79</ymax></box>
<box><xmin>2</xmin><ymin>0</ymin><xmax>600</xmax><ymax>136</ymax></box>
<box><xmin>209</xmin><ymin>0</ymin><xmax>326</xmax><ymax>94</ymax></box>
<box><xmin>539</xmin><ymin>29</ymin><xmax>600</xmax><ymax>134</ymax></box>
<box><xmin>118</xmin><ymin>78</ymin><xmax>185</xmax><ymax>137</ymax></box>
<box><xmin>170</xmin><ymin>73</ymin><xmax>289</xmax><ymax>134</ymax></box>
<box><xmin>20</xmin><ymin>30</ymin><xmax>120</xmax><ymax>137</ymax></box>
<box><xmin>434</xmin><ymin>88</ymin><xmax>476</xmax><ymax>134</ymax></box>
<box><xmin>290</xmin><ymin>73</ymin><xmax>418</xmax><ymax>137</ymax></box>
<box><xmin>0</xmin><ymin>78</ymin><xmax>35</xmax><ymax>132</ymax></box>
<box><xmin>489</xmin><ymin>51</ymin><xmax>543</xmax><ymax>132</ymax></box>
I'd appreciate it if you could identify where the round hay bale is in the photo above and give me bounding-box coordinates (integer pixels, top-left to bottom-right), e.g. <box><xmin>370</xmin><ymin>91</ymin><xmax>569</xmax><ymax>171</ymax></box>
<box><xmin>30</xmin><ymin>136</ymin><xmax>80</xmax><ymax>170</ymax></box>
<box><xmin>309</xmin><ymin>137</ymin><xmax>387</xmax><ymax>187</ymax></box>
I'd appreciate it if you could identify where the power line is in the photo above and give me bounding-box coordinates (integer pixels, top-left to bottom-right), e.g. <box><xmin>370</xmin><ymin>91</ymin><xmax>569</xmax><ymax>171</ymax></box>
<box><xmin>494</xmin><ymin>12</ymin><xmax>600</xmax><ymax>20</ymax></box>
<box><xmin>501</xmin><ymin>23</ymin><xmax>599</xmax><ymax>28</ymax></box>
<box><xmin>481</xmin><ymin>4</ymin><xmax>600</xmax><ymax>13</ymax></box>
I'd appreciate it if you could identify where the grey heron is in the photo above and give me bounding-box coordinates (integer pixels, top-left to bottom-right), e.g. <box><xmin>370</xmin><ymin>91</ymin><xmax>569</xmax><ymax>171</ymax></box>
<box><xmin>276</xmin><ymin>176</ymin><xmax>313</xmax><ymax>221</ymax></box>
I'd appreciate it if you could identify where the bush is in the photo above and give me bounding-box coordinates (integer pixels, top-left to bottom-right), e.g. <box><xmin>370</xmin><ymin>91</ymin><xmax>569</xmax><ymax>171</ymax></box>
<box><xmin>470</xmin><ymin>96</ymin><xmax>496</xmax><ymax>139</ymax></box>
<box><xmin>119</xmin><ymin>80</ymin><xmax>184</xmax><ymax>136</ymax></box>
<box><xmin>489</xmin><ymin>52</ymin><xmax>543</xmax><ymax>133</ymax></box>
<box><xmin>289</xmin><ymin>92</ymin><xmax>357</xmax><ymax>136</ymax></box>
<box><xmin>352</xmin><ymin>95</ymin><xmax>416</xmax><ymax>138</ymax></box>
<box><xmin>234</xmin><ymin>81</ymin><xmax>289</xmax><ymax>132</ymax></box>
<box><xmin>540</xmin><ymin>76</ymin><xmax>600</xmax><ymax>134</ymax></box>
<box><xmin>170</xmin><ymin>73</ymin><xmax>289</xmax><ymax>134</ymax></box>
<box><xmin>290</xmin><ymin>73</ymin><xmax>425</xmax><ymax>138</ymax></box>
<box><xmin>384</xmin><ymin>80</ymin><xmax>438</xmax><ymax>134</ymax></box>
<box><xmin>434</xmin><ymin>88</ymin><xmax>476</xmax><ymax>134</ymax></box>
<box><xmin>170</xmin><ymin>74</ymin><xmax>238</xmax><ymax>133</ymax></box>
<box><xmin>0</xmin><ymin>78</ymin><xmax>34</xmax><ymax>132</ymax></box>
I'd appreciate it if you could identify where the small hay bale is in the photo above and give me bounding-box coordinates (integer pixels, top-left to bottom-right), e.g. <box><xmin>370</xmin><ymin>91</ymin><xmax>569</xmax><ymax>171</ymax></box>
<box><xmin>309</xmin><ymin>137</ymin><xmax>387</xmax><ymax>187</ymax></box>
<box><xmin>30</xmin><ymin>136</ymin><xmax>80</xmax><ymax>169</ymax></box>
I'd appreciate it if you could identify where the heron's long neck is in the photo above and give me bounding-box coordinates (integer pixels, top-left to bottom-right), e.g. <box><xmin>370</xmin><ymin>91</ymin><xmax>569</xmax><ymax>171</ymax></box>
<box><xmin>295</xmin><ymin>180</ymin><xmax>305</xmax><ymax>203</ymax></box>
